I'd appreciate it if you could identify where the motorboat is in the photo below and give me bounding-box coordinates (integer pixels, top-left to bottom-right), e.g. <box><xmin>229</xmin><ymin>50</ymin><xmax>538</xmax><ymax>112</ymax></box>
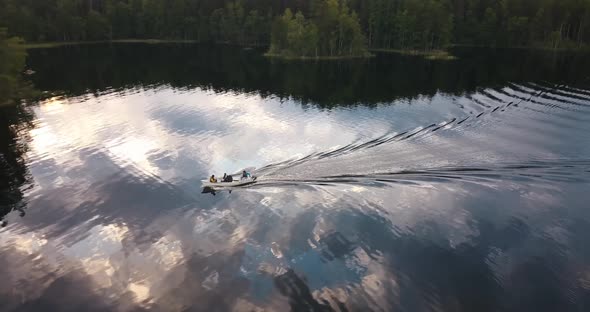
<box><xmin>201</xmin><ymin>176</ymin><xmax>257</xmax><ymax>189</ymax></box>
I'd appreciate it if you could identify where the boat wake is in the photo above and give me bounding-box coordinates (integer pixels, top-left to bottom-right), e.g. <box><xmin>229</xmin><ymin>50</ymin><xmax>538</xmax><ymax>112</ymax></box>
<box><xmin>247</xmin><ymin>81</ymin><xmax>590</xmax><ymax>189</ymax></box>
<box><xmin>249</xmin><ymin>159</ymin><xmax>590</xmax><ymax>190</ymax></box>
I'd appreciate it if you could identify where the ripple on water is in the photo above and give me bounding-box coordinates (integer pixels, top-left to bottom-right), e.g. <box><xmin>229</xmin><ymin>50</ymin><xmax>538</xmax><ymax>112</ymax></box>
<box><xmin>2</xmin><ymin>46</ymin><xmax>590</xmax><ymax>311</ymax></box>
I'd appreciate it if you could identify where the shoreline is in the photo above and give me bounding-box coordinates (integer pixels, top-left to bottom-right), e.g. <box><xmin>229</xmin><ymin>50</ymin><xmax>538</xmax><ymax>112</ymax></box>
<box><xmin>22</xmin><ymin>40</ymin><xmax>590</xmax><ymax>55</ymax></box>
<box><xmin>23</xmin><ymin>39</ymin><xmax>201</xmax><ymax>49</ymax></box>
<box><xmin>370</xmin><ymin>48</ymin><xmax>458</xmax><ymax>60</ymax></box>
<box><xmin>264</xmin><ymin>52</ymin><xmax>374</xmax><ymax>61</ymax></box>
<box><xmin>450</xmin><ymin>43</ymin><xmax>590</xmax><ymax>53</ymax></box>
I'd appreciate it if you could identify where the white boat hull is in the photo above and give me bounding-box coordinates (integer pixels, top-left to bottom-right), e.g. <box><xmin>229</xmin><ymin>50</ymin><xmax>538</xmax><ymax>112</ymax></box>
<box><xmin>201</xmin><ymin>177</ymin><xmax>257</xmax><ymax>188</ymax></box>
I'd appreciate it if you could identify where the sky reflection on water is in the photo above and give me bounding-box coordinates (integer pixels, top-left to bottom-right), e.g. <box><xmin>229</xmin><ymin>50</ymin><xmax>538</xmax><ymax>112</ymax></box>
<box><xmin>1</xmin><ymin>44</ymin><xmax>590</xmax><ymax>311</ymax></box>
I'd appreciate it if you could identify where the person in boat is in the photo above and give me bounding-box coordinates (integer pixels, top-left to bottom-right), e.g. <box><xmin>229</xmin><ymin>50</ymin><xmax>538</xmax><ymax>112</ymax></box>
<box><xmin>209</xmin><ymin>175</ymin><xmax>217</xmax><ymax>183</ymax></box>
<box><xmin>242</xmin><ymin>170</ymin><xmax>251</xmax><ymax>180</ymax></box>
<box><xmin>222</xmin><ymin>173</ymin><xmax>233</xmax><ymax>182</ymax></box>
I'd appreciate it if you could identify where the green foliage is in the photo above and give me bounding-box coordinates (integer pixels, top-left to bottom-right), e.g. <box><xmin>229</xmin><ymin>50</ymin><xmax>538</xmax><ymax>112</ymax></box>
<box><xmin>108</xmin><ymin>1</ymin><xmax>134</xmax><ymax>38</ymax></box>
<box><xmin>481</xmin><ymin>8</ymin><xmax>498</xmax><ymax>45</ymax></box>
<box><xmin>0</xmin><ymin>0</ymin><xmax>271</xmax><ymax>46</ymax></box>
<box><xmin>245</xmin><ymin>10</ymin><xmax>268</xmax><ymax>45</ymax></box>
<box><xmin>362</xmin><ymin>0</ymin><xmax>453</xmax><ymax>50</ymax></box>
<box><xmin>1</xmin><ymin>0</ymin><xmax>590</xmax><ymax>50</ymax></box>
<box><xmin>449</xmin><ymin>0</ymin><xmax>590</xmax><ymax>48</ymax></box>
<box><xmin>0</xmin><ymin>28</ymin><xmax>27</xmax><ymax>106</ymax></box>
<box><xmin>269</xmin><ymin>0</ymin><xmax>368</xmax><ymax>58</ymax></box>
<box><xmin>357</xmin><ymin>0</ymin><xmax>590</xmax><ymax>50</ymax></box>
<box><xmin>507</xmin><ymin>16</ymin><xmax>530</xmax><ymax>46</ymax></box>
<box><xmin>86</xmin><ymin>10</ymin><xmax>111</xmax><ymax>40</ymax></box>
<box><xmin>269</xmin><ymin>9</ymin><xmax>319</xmax><ymax>57</ymax></box>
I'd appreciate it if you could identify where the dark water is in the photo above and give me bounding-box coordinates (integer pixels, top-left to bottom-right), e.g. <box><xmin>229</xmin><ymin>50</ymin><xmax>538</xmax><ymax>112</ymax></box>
<box><xmin>2</xmin><ymin>43</ymin><xmax>590</xmax><ymax>311</ymax></box>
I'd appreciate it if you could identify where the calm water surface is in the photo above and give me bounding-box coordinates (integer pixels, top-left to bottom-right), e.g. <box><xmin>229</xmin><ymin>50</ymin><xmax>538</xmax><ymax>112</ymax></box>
<box><xmin>1</xmin><ymin>44</ymin><xmax>590</xmax><ymax>311</ymax></box>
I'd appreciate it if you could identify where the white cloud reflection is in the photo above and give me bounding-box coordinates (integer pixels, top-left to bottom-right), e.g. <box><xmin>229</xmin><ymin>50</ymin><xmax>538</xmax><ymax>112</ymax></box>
<box><xmin>4</xmin><ymin>84</ymin><xmax>583</xmax><ymax>311</ymax></box>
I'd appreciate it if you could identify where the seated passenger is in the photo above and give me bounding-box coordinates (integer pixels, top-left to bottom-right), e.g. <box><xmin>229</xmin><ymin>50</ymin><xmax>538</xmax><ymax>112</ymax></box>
<box><xmin>209</xmin><ymin>175</ymin><xmax>217</xmax><ymax>183</ymax></box>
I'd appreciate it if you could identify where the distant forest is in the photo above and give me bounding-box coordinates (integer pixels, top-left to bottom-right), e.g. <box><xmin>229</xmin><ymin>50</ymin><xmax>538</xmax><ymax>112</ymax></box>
<box><xmin>1</xmin><ymin>0</ymin><xmax>590</xmax><ymax>55</ymax></box>
<box><xmin>0</xmin><ymin>28</ymin><xmax>28</xmax><ymax>106</ymax></box>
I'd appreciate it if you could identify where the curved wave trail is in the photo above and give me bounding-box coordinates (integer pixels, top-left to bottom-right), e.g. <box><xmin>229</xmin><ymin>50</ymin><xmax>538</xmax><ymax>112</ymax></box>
<box><xmin>252</xmin><ymin>82</ymin><xmax>590</xmax><ymax>184</ymax></box>
<box><xmin>249</xmin><ymin>159</ymin><xmax>590</xmax><ymax>190</ymax></box>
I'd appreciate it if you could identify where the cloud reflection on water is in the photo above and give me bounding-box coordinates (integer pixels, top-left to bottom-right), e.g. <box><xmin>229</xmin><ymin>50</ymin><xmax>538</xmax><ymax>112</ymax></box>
<box><xmin>1</xmin><ymin>80</ymin><xmax>589</xmax><ymax>311</ymax></box>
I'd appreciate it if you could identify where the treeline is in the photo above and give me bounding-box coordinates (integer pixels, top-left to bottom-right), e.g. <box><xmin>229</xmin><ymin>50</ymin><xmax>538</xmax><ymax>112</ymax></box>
<box><xmin>0</xmin><ymin>28</ymin><xmax>27</xmax><ymax>106</ymax></box>
<box><xmin>357</xmin><ymin>0</ymin><xmax>453</xmax><ymax>51</ymax></box>
<box><xmin>268</xmin><ymin>0</ymin><xmax>368</xmax><ymax>58</ymax></box>
<box><xmin>348</xmin><ymin>0</ymin><xmax>590</xmax><ymax>50</ymax></box>
<box><xmin>448</xmin><ymin>0</ymin><xmax>590</xmax><ymax>49</ymax></box>
<box><xmin>0</xmin><ymin>0</ymin><xmax>275</xmax><ymax>45</ymax></box>
<box><xmin>352</xmin><ymin>0</ymin><xmax>590</xmax><ymax>50</ymax></box>
<box><xmin>1</xmin><ymin>0</ymin><xmax>590</xmax><ymax>51</ymax></box>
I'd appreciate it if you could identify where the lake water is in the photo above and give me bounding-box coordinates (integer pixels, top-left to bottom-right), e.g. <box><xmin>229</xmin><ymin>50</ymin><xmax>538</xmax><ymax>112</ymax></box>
<box><xmin>1</xmin><ymin>43</ymin><xmax>590</xmax><ymax>311</ymax></box>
